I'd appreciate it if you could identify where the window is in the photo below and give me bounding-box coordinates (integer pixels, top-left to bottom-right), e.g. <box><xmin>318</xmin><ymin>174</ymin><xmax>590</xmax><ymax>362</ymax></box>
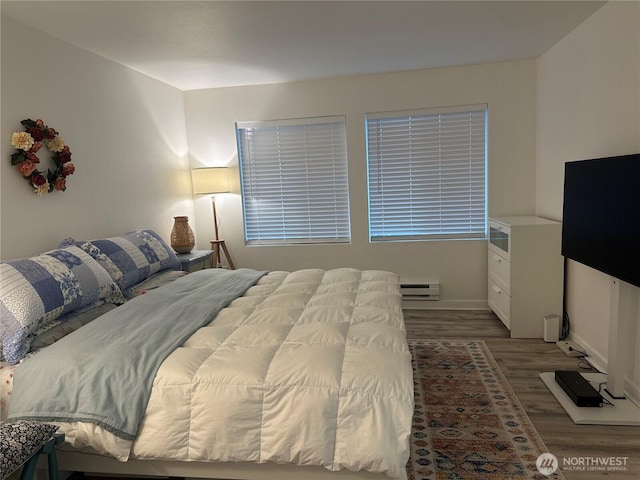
<box><xmin>237</xmin><ymin>116</ymin><xmax>350</xmax><ymax>245</ymax></box>
<box><xmin>366</xmin><ymin>104</ymin><xmax>487</xmax><ymax>242</ymax></box>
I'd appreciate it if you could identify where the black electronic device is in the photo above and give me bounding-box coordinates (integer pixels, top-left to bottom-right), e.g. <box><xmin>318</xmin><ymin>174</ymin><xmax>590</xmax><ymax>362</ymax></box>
<box><xmin>562</xmin><ymin>153</ymin><xmax>640</xmax><ymax>288</ymax></box>
<box><xmin>555</xmin><ymin>370</ymin><xmax>603</xmax><ymax>408</ymax></box>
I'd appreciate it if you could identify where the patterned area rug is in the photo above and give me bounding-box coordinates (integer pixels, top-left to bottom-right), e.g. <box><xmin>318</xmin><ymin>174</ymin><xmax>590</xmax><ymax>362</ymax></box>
<box><xmin>407</xmin><ymin>340</ymin><xmax>564</xmax><ymax>480</ymax></box>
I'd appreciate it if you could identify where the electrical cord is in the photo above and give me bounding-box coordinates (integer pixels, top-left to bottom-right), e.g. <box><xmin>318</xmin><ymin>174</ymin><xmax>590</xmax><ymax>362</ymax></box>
<box><xmin>591</xmin><ymin>380</ymin><xmax>615</xmax><ymax>406</ymax></box>
<box><xmin>568</xmin><ymin>346</ymin><xmax>587</xmax><ymax>357</ymax></box>
<box><xmin>573</xmin><ymin>348</ymin><xmax>604</xmax><ymax>373</ymax></box>
<box><xmin>560</xmin><ymin>311</ymin><xmax>570</xmax><ymax>340</ymax></box>
<box><xmin>577</xmin><ymin>357</ymin><xmax>614</xmax><ymax>406</ymax></box>
<box><xmin>578</xmin><ymin>357</ymin><xmax>596</xmax><ymax>370</ymax></box>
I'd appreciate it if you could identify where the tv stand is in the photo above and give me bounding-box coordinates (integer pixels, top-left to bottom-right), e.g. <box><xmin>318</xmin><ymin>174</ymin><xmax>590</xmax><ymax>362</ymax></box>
<box><xmin>540</xmin><ymin>371</ymin><xmax>640</xmax><ymax>425</ymax></box>
<box><xmin>540</xmin><ymin>277</ymin><xmax>640</xmax><ymax>426</ymax></box>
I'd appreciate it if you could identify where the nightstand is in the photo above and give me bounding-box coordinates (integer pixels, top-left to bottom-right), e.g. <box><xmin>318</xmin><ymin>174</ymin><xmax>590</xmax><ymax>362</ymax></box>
<box><xmin>176</xmin><ymin>250</ymin><xmax>214</xmax><ymax>272</ymax></box>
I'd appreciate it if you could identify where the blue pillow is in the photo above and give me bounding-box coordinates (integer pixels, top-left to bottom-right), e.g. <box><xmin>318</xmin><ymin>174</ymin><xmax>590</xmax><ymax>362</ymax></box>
<box><xmin>0</xmin><ymin>245</ymin><xmax>125</xmax><ymax>365</ymax></box>
<box><xmin>83</xmin><ymin>229</ymin><xmax>181</xmax><ymax>291</ymax></box>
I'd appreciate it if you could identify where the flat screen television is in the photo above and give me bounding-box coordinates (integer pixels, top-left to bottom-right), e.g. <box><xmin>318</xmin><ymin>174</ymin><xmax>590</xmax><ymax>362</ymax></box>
<box><xmin>561</xmin><ymin>153</ymin><xmax>640</xmax><ymax>288</ymax></box>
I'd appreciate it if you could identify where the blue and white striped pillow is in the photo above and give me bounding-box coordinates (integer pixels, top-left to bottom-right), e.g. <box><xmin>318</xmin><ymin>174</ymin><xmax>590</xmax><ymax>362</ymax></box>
<box><xmin>83</xmin><ymin>229</ymin><xmax>181</xmax><ymax>292</ymax></box>
<box><xmin>0</xmin><ymin>245</ymin><xmax>125</xmax><ymax>365</ymax></box>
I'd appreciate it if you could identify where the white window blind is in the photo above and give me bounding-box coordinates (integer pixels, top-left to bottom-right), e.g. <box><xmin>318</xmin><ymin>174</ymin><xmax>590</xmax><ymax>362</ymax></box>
<box><xmin>366</xmin><ymin>105</ymin><xmax>487</xmax><ymax>242</ymax></box>
<box><xmin>237</xmin><ymin>116</ymin><xmax>351</xmax><ymax>245</ymax></box>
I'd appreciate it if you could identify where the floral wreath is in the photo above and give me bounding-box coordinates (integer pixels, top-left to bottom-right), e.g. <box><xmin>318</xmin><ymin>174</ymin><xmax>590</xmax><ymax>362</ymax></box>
<box><xmin>10</xmin><ymin>118</ymin><xmax>74</xmax><ymax>195</ymax></box>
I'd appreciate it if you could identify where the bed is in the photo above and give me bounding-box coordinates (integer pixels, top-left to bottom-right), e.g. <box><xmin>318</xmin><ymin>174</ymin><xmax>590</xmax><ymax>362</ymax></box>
<box><xmin>0</xmin><ymin>230</ymin><xmax>414</xmax><ymax>480</ymax></box>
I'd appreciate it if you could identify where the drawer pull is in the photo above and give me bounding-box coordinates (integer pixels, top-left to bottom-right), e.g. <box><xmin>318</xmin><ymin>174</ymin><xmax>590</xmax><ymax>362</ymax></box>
<box><xmin>492</xmin><ymin>254</ymin><xmax>502</xmax><ymax>263</ymax></box>
<box><xmin>492</xmin><ymin>285</ymin><xmax>502</xmax><ymax>294</ymax></box>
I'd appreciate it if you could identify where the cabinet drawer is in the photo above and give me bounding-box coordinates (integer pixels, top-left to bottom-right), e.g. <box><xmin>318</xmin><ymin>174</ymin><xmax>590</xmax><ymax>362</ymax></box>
<box><xmin>177</xmin><ymin>251</ymin><xmax>214</xmax><ymax>272</ymax></box>
<box><xmin>488</xmin><ymin>251</ymin><xmax>510</xmax><ymax>294</ymax></box>
<box><xmin>488</xmin><ymin>278</ymin><xmax>510</xmax><ymax>329</ymax></box>
<box><xmin>185</xmin><ymin>259</ymin><xmax>207</xmax><ymax>272</ymax></box>
<box><xmin>488</xmin><ymin>220</ymin><xmax>511</xmax><ymax>261</ymax></box>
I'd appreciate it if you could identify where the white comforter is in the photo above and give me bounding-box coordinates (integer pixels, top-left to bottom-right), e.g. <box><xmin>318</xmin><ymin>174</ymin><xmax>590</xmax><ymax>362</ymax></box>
<box><xmin>54</xmin><ymin>269</ymin><xmax>414</xmax><ymax>479</ymax></box>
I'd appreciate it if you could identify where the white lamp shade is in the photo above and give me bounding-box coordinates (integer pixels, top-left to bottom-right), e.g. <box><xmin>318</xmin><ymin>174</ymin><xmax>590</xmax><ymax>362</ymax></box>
<box><xmin>192</xmin><ymin>167</ymin><xmax>230</xmax><ymax>195</ymax></box>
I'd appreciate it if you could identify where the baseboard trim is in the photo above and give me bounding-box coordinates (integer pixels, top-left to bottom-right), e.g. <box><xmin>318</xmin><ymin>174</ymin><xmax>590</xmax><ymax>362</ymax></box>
<box><xmin>402</xmin><ymin>300</ymin><xmax>490</xmax><ymax>310</ymax></box>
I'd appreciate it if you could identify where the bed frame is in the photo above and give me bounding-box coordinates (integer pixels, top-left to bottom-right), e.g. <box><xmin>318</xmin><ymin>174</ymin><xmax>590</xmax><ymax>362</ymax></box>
<box><xmin>45</xmin><ymin>450</ymin><xmax>394</xmax><ymax>480</ymax></box>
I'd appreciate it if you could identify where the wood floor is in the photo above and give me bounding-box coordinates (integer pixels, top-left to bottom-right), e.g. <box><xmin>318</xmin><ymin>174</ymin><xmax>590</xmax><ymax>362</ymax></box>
<box><xmin>404</xmin><ymin>309</ymin><xmax>640</xmax><ymax>480</ymax></box>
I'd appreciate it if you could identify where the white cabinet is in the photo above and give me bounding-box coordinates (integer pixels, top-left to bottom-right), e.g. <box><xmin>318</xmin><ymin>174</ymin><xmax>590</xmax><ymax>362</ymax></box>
<box><xmin>488</xmin><ymin>216</ymin><xmax>563</xmax><ymax>338</ymax></box>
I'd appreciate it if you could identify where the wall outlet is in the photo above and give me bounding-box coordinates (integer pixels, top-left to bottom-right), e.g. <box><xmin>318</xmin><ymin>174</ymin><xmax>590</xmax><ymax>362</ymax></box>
<box><xmin>556</xmin><ymin>340</ymin><xmax>587</xmax><ymax>357</ymax></box>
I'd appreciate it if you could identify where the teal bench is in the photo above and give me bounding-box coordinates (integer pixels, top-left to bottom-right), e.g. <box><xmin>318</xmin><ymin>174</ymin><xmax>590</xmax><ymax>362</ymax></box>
<box><xmin>0</xmin><ymin>422</ymin><xmax>64</xmax><ymax>480</ymax></box>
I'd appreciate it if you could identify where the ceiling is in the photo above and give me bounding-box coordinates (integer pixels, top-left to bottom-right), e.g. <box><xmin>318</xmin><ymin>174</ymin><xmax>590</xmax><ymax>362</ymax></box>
<box><xmin>1</xmin><ymin>1</ymin><xmax>606</xmax><ymax>91</ymax></box>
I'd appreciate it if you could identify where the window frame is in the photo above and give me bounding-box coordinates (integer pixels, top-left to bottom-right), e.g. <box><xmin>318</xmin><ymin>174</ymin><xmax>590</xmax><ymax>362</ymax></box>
<box><xmin>236</xmin><ymin>115</ymin><xmax>351</xmax><ymax>246</ymax></box>
<box><xmin>365</xmin><ymin>104</ymin><xmax>488</xmax><ymax>243</ymax></box>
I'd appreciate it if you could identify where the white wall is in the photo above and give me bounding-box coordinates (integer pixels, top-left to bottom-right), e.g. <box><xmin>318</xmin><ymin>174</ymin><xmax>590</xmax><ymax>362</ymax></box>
<box><xmin>0</xmin><ymin>16</ymin><xmax>193</xmax><ymax>260</ymax></box>
<box><xmin>536</xmin><ymin>1</ymin><xmax>640</xmax><ymax>398</ymax></box>
<box><xmin>184</xmin><ymin>60</ymin><xmax>538</xmax><ymax>308</ymax></box>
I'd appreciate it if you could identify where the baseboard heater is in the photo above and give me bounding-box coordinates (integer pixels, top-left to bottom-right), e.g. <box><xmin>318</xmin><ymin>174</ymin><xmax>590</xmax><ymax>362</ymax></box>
<box><xmin>400</xmin><ymin>282</ymin><xmax>440</xmax><ymax>301</ymax></box>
